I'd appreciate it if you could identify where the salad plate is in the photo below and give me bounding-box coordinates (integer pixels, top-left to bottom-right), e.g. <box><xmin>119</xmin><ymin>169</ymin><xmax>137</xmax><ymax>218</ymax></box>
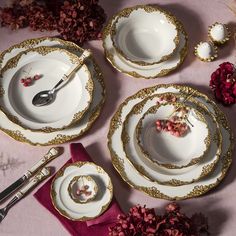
<box><xmin>110</xmin><ymin>5</ymin><xmax>180</xmax><ymax>65</ymax></box>
<box><xmin>122</xmin><ymin>94</ymin><xmax>221</xmax><ymax>185</ymax></box>
<box><xmin>108</xmin><ymin>84</ymin><xmax>233</xmax><ymax>199</ymax></box>
<box><xmin>0</xmin><ymin>37</ymin><xmax>105</xmax><ymax>145</ymax></box>
<box><xmin>51</xmin><ymin>162</ymin><xmax>113</xmax><ymax>221</ymax></box>
<box><xmin>102</xmin><ymin>5</ymin><xmax>188</xmax><ymax>79</ymax></box>
<box><xmin>136</xmin><ymin>102</ymin><xmax>210</xmax><ymax>169</ymax></box>
<box><xmin>0</xmin><ymin>46</ymin><xmax>93</xmax><ymax>132</ymax></box>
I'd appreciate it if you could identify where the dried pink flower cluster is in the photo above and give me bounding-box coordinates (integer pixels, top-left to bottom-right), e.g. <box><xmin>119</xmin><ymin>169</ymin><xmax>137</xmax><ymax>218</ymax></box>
<box><xmin>57</xmin><ymin>0</ymin><xmax>106</xmax><ymax>44</ymax></box>
<box><xmin>156</xmin><ymin>106</ymin><xmax>189</xmax><ymax>137</ymax></box>
<box><xmin>156</xmin><ymin>118</ymin><xmax>189</xmax><ymax>137</ymax></box>
<box><xmin>156</xmin><ymin>94</ymin><xmax>177</xmax><ymax>104</ymax></box>
<box><xmin>109</xmin><ymin>203</ymin><xmax>209</xmax><ymax>236</ymax></box>
<box><xmin>0</xmin><ymin>0</ymin><xmax>106</xmax><ymax>45</ymax></box>
<box><xmin>20</xmin><ymin>74</ymin><xmax>41</xmax><ymax>87</ymax></box>
<box><xmin>210</xmin><ymin>62</ymin><xmax>236</xmax><ymax>105</ymax></box>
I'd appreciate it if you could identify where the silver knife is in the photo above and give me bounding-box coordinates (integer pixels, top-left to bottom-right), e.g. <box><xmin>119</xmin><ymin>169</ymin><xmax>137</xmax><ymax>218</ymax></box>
<box><xmin>0</xmin><ymin>167</ymin><xmax>51</xmax><ymax>223</ymax></box>
<box><xmin>0</xmin><ymin>147</ymin><xmax>61</xmax><ymax>203</ymax></box>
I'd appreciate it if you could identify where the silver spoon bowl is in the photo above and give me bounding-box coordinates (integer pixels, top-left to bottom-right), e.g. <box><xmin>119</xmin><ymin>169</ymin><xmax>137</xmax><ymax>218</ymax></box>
<box><xmin>32</xmin><ymin>50</ymin><xmax>91</xmax><ymax>107</ymax></box>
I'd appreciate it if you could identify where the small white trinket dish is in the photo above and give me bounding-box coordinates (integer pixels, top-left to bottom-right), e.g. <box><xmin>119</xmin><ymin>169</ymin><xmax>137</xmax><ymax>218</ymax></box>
<box><xmin>208</xmin><ymin>22</ymin><xmax>230</xmax><ymax>45</ymax></box>
<box><xmin>68</xmin><ymin>175</ymin><xmax>98</xmax><ymax>204</ymax></box>
<box><xmin>194</xmin><ymin>41</ymin><xmax>218</xmax><ymax>62</ymax></box>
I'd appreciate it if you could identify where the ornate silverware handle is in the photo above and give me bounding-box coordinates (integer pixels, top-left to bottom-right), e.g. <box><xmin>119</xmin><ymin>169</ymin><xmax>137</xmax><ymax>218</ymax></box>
<box><xmin>6</xmin><ymin>167</ymin><xmax>51</xmax><ymax>209</ymax></box>
<box><xmin>23</xmin><ymin>147</ymin><xmax>61</xmax><ymax>179</ymax></box>
<box><xmin>0</xmin><ymin>147</ymin><xmax>61</xmax><ymax>203</ymax></box>
<box><xmin>62</xmin><ymin>49</ymin><xmax>92</xmax><ymax>81</ymax></box>
<box><xmin>17</xmin><ymin>167</ymin><xmax>51</xmax><ymax>197</ymax></box>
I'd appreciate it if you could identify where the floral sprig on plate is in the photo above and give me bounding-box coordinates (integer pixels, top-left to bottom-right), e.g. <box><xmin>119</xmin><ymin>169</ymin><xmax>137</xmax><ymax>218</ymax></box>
<box><xmin>156</xmin><ymin>94</ymin><xmax>177</xmax><ymax>104</ymax></box>
<box><xmin>76</xmin><ymin>184</ymin><xmax>92</xmax><ymax>197</ymax></box>
<box><xmin>109</xmin><ymin>203</ymin><xmax>209</xmax><ymax>236</ymax></box>
<box><xmin>210</xmin><ymin>62</ymin><xmax>236</xmax><ymax>105</ymax></box>
<box><xmin>156</xmin><ymin>106</ymin><xmax>190</xmax><ymax>137</ymax></box>
<box><xmin>20</xmin><ymin>74</ymin><xmax>41</xmax><ymax>87</ymax></box>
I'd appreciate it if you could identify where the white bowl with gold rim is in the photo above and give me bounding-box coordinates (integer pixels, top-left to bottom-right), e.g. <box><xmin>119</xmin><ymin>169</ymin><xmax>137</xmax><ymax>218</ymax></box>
<box><xmin>68</xmin><ymin>175</ymin><xmax>98</xmax><ymax>204</ymax></box>
<box><xmin>0</xmin><ymin>46</ymin><xmax>94</xmax><ymax>132</ymax></box>
<box><xmin>110</xmin><ymin>5</ymin><xmax>180</xmax><ymax>66</ymax></box>
<box><xmin>102</xmin><ymin>6</ymin><xmax>188</xmax><ymax>79</ymax></box>
<box><xmin>136</xmin><ymin>102</ymin><xmax>210</xmax><ymax>169</ymax></box>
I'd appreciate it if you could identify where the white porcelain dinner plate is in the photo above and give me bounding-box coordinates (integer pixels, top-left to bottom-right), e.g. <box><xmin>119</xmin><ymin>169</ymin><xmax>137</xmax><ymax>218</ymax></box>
<box><xmin>51</xmin><ymin>162</ymin><xmax>113</xmax><ymax>221</ymax></box>
<box><xmin>136</xmin><ymin>102</ymin><xmax>210</xmax><ymax>169</ymax></box>
<box><xmin>102</xmin><ymin>5</ymin><xmax>188</xmax><ymax>79</ymax></box>
<box><xmin>110</xmin><ymin>5</ymin><xmax>180</xmax><ymax>65</ymax></box>
<box><xmin>0</xmin><ymin>37</ymin><xmax>105</xmax><ymax>145</ymax></box>
<box><xmin>108</xmin><ymin>84</ymin><xmax>233</xmax><ymax>199</ymax></box>
<box><xmin>0</xmin><ymin>46</ymin><xmax>93</xmax><ymax>132</ymax></box>
<box><xmin>122</xmin><ymin>94</ymin><xmax>221</xmax><ymax>186</ymax></box>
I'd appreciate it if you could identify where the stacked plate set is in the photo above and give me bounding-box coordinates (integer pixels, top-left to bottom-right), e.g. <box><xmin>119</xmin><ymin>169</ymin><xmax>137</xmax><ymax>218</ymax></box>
<box><xmin>108</xmin><ymin>84</ymin><xmax>234</xmax><ymax>200</ymax></box>
<box><xmin>102</xmin><ymin>5</ymin><xmax>188</xmax><ymax>78</ymax></box>
<box><xmin>0</xmin><ymin>37</ymin><xmax>105</xmax><ymax>146</ymax></box>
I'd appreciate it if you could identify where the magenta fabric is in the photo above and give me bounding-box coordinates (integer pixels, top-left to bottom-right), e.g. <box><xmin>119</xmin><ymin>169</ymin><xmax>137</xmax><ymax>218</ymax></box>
<box><xmin>34</xmin><ymin>143</ymin><xmax>122</xmax><ymax>236</ymax></box>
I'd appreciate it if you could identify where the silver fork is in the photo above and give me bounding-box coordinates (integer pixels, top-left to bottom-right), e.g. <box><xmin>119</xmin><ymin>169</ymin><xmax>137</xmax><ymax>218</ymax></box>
<box><xmin>0</xmin><ymin>167</ymin><xmax>51</xmax><ymax>223</ymax></box>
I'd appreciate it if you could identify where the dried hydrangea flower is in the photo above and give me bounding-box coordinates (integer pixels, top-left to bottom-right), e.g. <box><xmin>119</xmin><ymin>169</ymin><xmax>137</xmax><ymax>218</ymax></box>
<box><xmin>109</xmin><ymin>203</ymin><xmax>209</xmax><ymax>236</ymax></box>
<box><xmin>0</xmin><ymin>0</ymin><xmax>106</xmax><ymax>45</ymax></box>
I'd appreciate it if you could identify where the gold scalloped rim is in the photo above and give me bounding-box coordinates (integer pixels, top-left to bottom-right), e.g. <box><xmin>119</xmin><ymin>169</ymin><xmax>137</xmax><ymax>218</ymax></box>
<box><xmin>136</xmin><ymin>100</ymin><xmax>211</xmax><ymax>169</ymax></box>
<box><xmin>0</xmin><ymin>37</ymin><xmax>105</xmax><ymax>145</ymax></box>
<box><xmin>110</xmin><ymin>5</ymin><xmax>180</xmax><ymax>66</ymax></box>
<box><xmin>102</xmin><ymin>8</ymin><xmax>188</xmax><ymax>79</ymax></box>
<box><xmin>194</xmin><ymin>41</ymin><xmax>218</xmax><ymax>62</ymax></box>
<box><xmin>0</xmin><ymin>37</ymin><xmax>84</xmax><ymax>69</ymax></box>
<box><xmin>50</xmin><ymin>161</ymin><xmax>113</xmax><ymax>221</ymax></box>
<box><xmin>121</xmin><ymin>93</ymin><xmax>222</xmax><ymax>186</ymax></box>
<box><xmin>107</xmin><ymin>84</ymin><xmax>233</xmax><ymax>199</ymax></box>
<box><xmin>208</xmin><ymin>22</ymin><xmax>231</xmax><ymax>45</ymax></box>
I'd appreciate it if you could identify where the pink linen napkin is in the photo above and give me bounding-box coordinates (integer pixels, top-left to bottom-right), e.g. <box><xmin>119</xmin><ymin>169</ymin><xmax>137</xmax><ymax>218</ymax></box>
<box><xmin>34</xmin><ymin>143</ymin><xmax>122</xmax><ymax>236</ymax></box>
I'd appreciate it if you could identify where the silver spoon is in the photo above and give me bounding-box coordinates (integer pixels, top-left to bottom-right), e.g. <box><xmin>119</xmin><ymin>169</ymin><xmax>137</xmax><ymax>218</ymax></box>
<box><xmin>32</xmin><ymin>50</ymin><xmax>91</xmax><ymax>107</ymax></box>
<box><xmin>0</xmin><ymin>167</ymin><xmax>51</xmax><ymax>223</ymax></box>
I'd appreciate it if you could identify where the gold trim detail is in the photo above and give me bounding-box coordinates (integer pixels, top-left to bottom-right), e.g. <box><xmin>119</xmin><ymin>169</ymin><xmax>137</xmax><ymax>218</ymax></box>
<box><xmin>107</xmin><ymin>84</ymin><xmax>233</xmax><ymax>199</ymax></box>
<box><xmin>102</xmin><ymin>6</ymin><xmax>188</xmax><ymax>79</ymax></box>
<box><xmin>0</xmin><ymin>37</ymin><xmax>106</xmax><ymax>145</ymax></box>
<box><xmin>50</xmin><ymin>161</ymin><xmax>113</xmax><ymax>221</ymax></box>
<box><xmin>110</xmin><ymin>5</ymin><xmax>180</xmax><ymax>66</ymax></box>
<box><xmin>135</xmin><ymin>101</ymin><xmax>211</xmax><ymax>169</ymax></box>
